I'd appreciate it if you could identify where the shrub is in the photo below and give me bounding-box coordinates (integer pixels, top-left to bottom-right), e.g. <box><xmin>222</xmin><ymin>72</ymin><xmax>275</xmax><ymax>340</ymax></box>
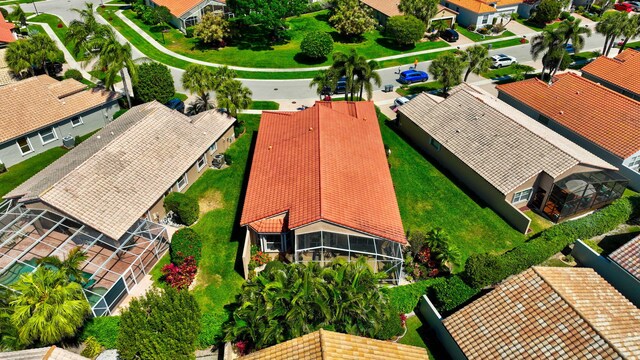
<box><xmin>64</xmin><ymin>69</ymin><xmax>83</xmax><ymax>81</ymax></box>
<box><xmin>467</xmin><ymin>24</ymin><xmax>476</xmax><ymax>31</ymax></box>
<box><xmin>162</xmin><ymin>256</ymin><xmax>197</xmax><ymax>289</ymax></box>
<box><xmin>194</xmin><ymin>13</ymin><xmax>229</xmax><ymax>45</ymax></box>
<box><xmin>407</xmin><ymin>230</ymin><xmax>427</xmax><ymax>253</ymax></box>
<box><xmin>57</xmin><ymin>22</ymin><xmax>63</xmax><ymax>28</ymax></box>
<box><xmin>376</xmin><ymin>311</ymin><xmax>404</xmax><ymax>340</ymax></box>
<box><xmin>382</xmin><ymin>278</ymin><xmax>445</xmax><ymax>314</ymax></box>
<box><xmin>81</xmin><ymin>336</ymin><xmax>104</xmax><ymax>359</ymax></box>
<box><xmin>223</xmin><ymin>152</ymin><xmax>233</xmax><ymax>165</ymax></box>
<box><xmin>117</xmin><ymin>287</ymin><xmax>201</xmax><ymax>360</ymax></box>
<box><xmin>248</xmin><ymin>248</ymin><xmax>270</xmax><ymax>271</ymax></box>
<box><xmin>385</xmin><ymin>15</ymin><xmax>426</xmax><ymax>46</ymax></box>
<box><xmin>198</xmin><ymin>309</ymin><xmax>230</xmax><ymax>347</ymax></box>
<box><xmin>300</xmin><ymin>31</ymin><xmax>334</xmax><ymax>59</ymax></box>
<box><xmin>133</xmin><ymin>62</ymin><xmax>175</xmax><ymax>104</ymax></box>
<box><xmin>531</xmin><ymin>0</ymin><xmax>562</xmax><ymax>24</ymax></box>
<box><xmin>170</xmin><ymin>227</ymin><xmax>202</xmax><ymax>265</ymax></box>
<box><xmin>263</xmin><ymin>260</ymin><xmax>285</xmax><ymax>273</ymax></box>
<box><xmin>185</xmin><ymin>26</ymin><xmax>195</xmax><ymax>38</ymax></box>
<box><xmin>0</xmin><ymin>7</ymin><xmax>7</xmax><ymax>19</ymax></box>
<box><xmin>163</xmin><ymin>192</ymin><xmax>199</xmax><ymax>225</ymax></box>
<box><xmin>428</xmin><ymin>276</ymin><xmax>478</xmax><ymax>314</ymax></box>
<box><xmin>567</xmin><ymin>15</ymin><xmax>575</xmax><ymax>22</ymax></box>
<box><xmin>234</xmin><ymin>122</ymin><xmax>245</xmax><ymax>138</ymax></box>
<box><xmin>463</xmin><ymin>195</ymin><xmax>640</xmax><ymax>288</ymax></box>
<box><xmin>478</xmin><ymin>27</ymin><xmax>490</xmax><ymax>34</ymax></box>
<box><xmin>80</xmin><ymin>316</ymin><xmax>120</xmax><ymax>349</ymax></box>
<box><xmin>0</xmin><ymin>163</ymin><xmax>6</xmax><ymax>173</ymax></box>
<box><xmin>559</xmin><ymin>10</ymin><xmax>570</xmax><ymax>19</ymax></box>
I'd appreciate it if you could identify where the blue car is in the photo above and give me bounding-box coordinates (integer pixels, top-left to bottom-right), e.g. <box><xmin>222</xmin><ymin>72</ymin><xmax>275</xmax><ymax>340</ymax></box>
<box><xmin>399</xmin><ymin>70</ymin><xmax>429</xmax><ymax>84</ymax></box>
<box><xmin>565</xmin><ymin>43</ymin><xmax>575</xmax><ymax>54</ymax></box>
<box><xmin>165</xmin><ymin>98</ymin><xmax>185</xmax><ymax>113</ymax></box>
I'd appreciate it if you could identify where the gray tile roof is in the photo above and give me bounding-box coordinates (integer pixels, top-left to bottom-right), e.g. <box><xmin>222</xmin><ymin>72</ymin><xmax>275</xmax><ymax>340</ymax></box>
<box><xmin>398</xmin><ymin>84</ymin><xmax>616</xmax><ymax>195</ymax></box>
<box><xmin>6</xmin><ymin>102</ymin><xmax>235</xmax><ymax>240</ymax></box>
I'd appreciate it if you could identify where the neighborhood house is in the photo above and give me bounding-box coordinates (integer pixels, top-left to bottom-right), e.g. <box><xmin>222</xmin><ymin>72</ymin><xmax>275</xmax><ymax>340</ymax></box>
<box><xmin>146</xmin><ymin>0</ymin><xmax>227</xmax><ymax>31</ymax></box>
<box><xmin>0</xmin><ymin>75</ymin><xmax>120</xmax><ymax>168</ymax></box>
<box><xmin>0</xmin><ymin>12</ymin><xmax>16</xmax><ymax>47</ymax></box>
<box><xmin>440</xmin><ymin>0</ymin><xmax>521</xmax><ymax>28</ymax></box>
<box><xmin>240</xmin><ymin>102</ymin><xmax>406</xmax><ymax>283</ymax></box>
<box><xmin>361</xmin><ymin>0</ymin><xmax>458</xmax><ymax>27</ymax></box>
<box><xmin>497</xmin><ymin>73</ymin><xmax>640</xmax><ymax>192</ymax></box>
<box><xmin>397</xmin><ymin>84</ymin><xmax>625</xmax><ymax>233</ymax></box>
<box><xmin>581</xmin><ymin>48</ymin><xmax>640</xmax><ymax>101</ymax></box>
<box><xmin>0</xmin><ymin>101</ymin><xmax>235</xmax><ymax>316</ymax></box>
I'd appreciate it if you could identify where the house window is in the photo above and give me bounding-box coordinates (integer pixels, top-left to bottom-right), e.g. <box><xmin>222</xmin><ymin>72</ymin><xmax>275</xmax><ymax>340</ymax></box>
<box><xmin>209</xmin><ymin>142</ymin><xmax>218</xmax><ymax>154</ymax></box>
<box><xmin>39</xmin><ymin>127</ymin><xmax>58</xmax><ymax>145</ymax></box>
<box><xmin>482</xmin><ymin>14</ymin><xmax>489</xmax><ymax>24</ymax></box>
<box><xmin>196</xmin><ymin>154</ymin><xmax>207</xmax><ymax>171</ymax></box>
<box><xmin>261</xmin><ymin>234</ymin><xmax>282</xmax><ymax>252</ymax></box>
<box><xmin>176</xmin><ymin>173</ymin><xmax>188</xmax><ymax>191</ymax></box>
<box><xmin>628</xmin><ymin>155</ymin><xmax>640</xmax><ymax>171</ymax></box>
<box><xmin>184</xmin><ymin>16</ymin><xmax>198</xmax><ymax>27</ymax></box>
<box><xmin>71</xmin><ymin>116</ymin><xmax>83</xmax><ymax>127</ymax></box>
<box><xmin>429</xmin><ymin>137</ymin><xmax>441</xmax><ymax>151</ymax></box>
<box><xmin>16</xmin><ymin>137</ymin><xmax>33</xmax><ymax>155</ymax></box>
<box><xmin>512</xmin><ymin>188</ymin><xmax>533</xmax><ymax>203</ymax></box>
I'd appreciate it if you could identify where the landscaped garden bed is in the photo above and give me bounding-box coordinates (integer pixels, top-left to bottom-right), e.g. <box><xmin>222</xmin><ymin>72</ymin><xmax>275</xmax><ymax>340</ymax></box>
<box><xmin>454</xmin><ymin>25</ymin><xmax>515</xmax><ymax>42</ymax></box>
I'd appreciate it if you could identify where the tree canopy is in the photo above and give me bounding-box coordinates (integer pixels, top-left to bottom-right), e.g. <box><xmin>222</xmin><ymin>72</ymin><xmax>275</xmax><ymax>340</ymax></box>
<box><xmin>329</xmin><ymin>0</ymin><xmax>376</xmax><ymax>38</ymax></box>
<box><xmin>194</xmin><ymin>13</ymin><xmax>230</xmax><ymax>45</ymax></box>
<box><xmin>385</xmin><ymin>15</ymin><xmax>426</xmax><ymax>46</ymax></box>
<box><xmin>428</xmin><ymin>52</ymin><xmax>465</xmax><ymax>95</ymax></box>
<box><xmin>398</xmin><ymin>0</ymin><xmax>439</xmax><ymax>26</ymax></box>
<box><xmin>133</xmin><ymin>62</ymin><xmax>175</xmax><ymax>104</ymax></box>
<box><xmin>300</xmin><ymin>31</ymin><xmax>334</xmax><ymax>59</ymax></box>
<box><xmin>228</xmin><ymin>0</ymin><xmax>307</xmax><ymax>38</ymax></box>
<box><xmin>531</xmin><ymin>0</ymin><xmax>562</xmax><ymax>24</ymax></box>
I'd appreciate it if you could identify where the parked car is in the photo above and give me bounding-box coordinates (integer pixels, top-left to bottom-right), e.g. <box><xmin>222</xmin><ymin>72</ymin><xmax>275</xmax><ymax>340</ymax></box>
<box><xmin>565</xmin><ymin>43</ymin><xmax>575</xmax><ymax>54</ymax></box>
<box><xmin>393</xmin><ymin>94</ymin><xmax>418</xmax><ymax>109</ymax></box>
<box><xmin>614</xmin><ymin>2</ymin><xmax>634</xmax><ymax>11</ymax></box>
<box><xmin>165</xmin><ymin>98</ymin><xmax>185</xmax><ymax>113</ymax></box>
<box><xmin>491</xmin><ymin>54</ymin><xmax>517</xmax><ymax>68</ymax></box>
<box><xmin>440</xmin><ymin>29</ymin><xmax>459</xmax><ymax>42</ymax></box>
<box><xmin>399</xmin><ymin>70</ymin><xmax>429</xmax><ymax>84</ymax></box>
<box><xmin>334</xmin><ymin>77</ymin><xmax>347</xmax><ymax>94</ymax></box>
<box><xmin>625</xmin><ymin>1</ymin><xmax>640</xmax><ymax>10</ymax></box>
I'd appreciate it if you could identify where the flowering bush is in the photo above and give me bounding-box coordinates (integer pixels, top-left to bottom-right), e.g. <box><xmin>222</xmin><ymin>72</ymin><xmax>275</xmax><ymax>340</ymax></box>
<box><xmin>161</xmin><ymin>256</ymin><xmax>197</xmax><ymax>289</ymax></box>
<box><xmin>234</xmin><ymin>340</ymin><xmax>250</xmax><ymax>355</ymax></box>
<box><xmin>399</xmin><ymin>313</ymin><xmax>407</xmax><ymax>327</ymax></box>
<box><xmin>248</xmin><ymin>245</ymin><xmax>270</xmax><ymax>270</ymax></box>
<box><xmin>57</xmin><ymin>23</ymin><xmax>63</xmax><ymax>28</ymax></box>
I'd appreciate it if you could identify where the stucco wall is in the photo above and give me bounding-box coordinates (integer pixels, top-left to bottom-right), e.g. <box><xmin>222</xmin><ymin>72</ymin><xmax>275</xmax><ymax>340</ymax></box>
<box><xmin>442</xmin><ymin>2</ymin><xmax>517</xmax><ymax>27</ymax></box>
<box><xmin>398</xmin><ymin>114</ymin><xmax>531</xmax><ymax>233</ymax></box>
<box><xmin>0</xmin><ymin>101</ymin><xmax>120</xmax><ymax>168</ymax></box>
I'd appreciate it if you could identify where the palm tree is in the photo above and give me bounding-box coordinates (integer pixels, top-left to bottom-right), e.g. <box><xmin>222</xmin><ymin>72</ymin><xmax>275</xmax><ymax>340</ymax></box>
<box><xmin>30</xmin><ymin>33</ymin><xmax>60</xmax><ymax>76</ymax></box>
<box><xmin>355</xmin><ymin>60</ymin><xmax>381</xmax><ymax>100</ymax></box>
<box><xmin>90</xmin><ymin>29</ymin><xmax>138</xmax><ymax>107</ymax></box>
<box><xmin>182</xmin><ymin>64</ymin><xmax>215</xmax><ymax>113</ymax></box>
<box><xmin>9</xmin><ymin>5</ymin><xmax>27</xmax><ymax>27</ymax></box>
<box><xmin>0</xmin><ymin>288</ymin><xmax>20</xmax><ymax>351</ymax></box>
<box><xmin>510</xmin><ymin>63</ymin><xmax>536</xmax><ymax>81</ymax></box>
<box><xmin>309</xmin><ymin>68</ymin><xmax>338</xmax><ymax>99</ymax></box>
<box><xmin>331</xmin><ymin>49</ymin><xmax>368</xmax><ymax>101</ymax></box>
<box><xmin>5</xmin><ymin>39</ymin><xmax>34</xmax><ymax>78</ymax></box>
<box><xmin>216</xmin><ymin>79</ymin><xmax>252</xmax><ymax>117</ymax></box>
<box><xmin>66</xmin><ymin>3</ymin><xmax>109</xmax><ymax>57</ymax></box>
<box><xmin>596</xmin><ymin>11</ymin><xmax>627</xmax><ymax>56</ymax></box>
<box><xmin>462</xmin><ymin>45</ymin><xmax>491</xmax><ymax>82</ymax></box>
<box><xmin>428</xmin><ymin>52</ymin><xmax>465</xmax><ymax>96</ymax></box>
<box><xmin>618</xmin><ymin>14</ymin><xmax>640</xmax><ymax>53</ymax></box>
<box><xmin>550</xmin><ymin>19</ymin><xmax>591</xmax><ymax>77</ymax></box>
<box><xmin>211</xmin><ymin>66</ymin><xmax>237</xmax><ymax>91</ymax></box>
<box><xmin>530</xmin><ymin>27</ymin><xmax>563</xmax><ymax>80</ymax></box>
<box><xmin>37</xmin><ymin>247</ymin><xmax>88</xmax><ymax>284</ymax></box>
<box><xmin>430</xmin><ymin>19</ymin><xmax>449</xmax><ymax>34</ymax></box>
<box><xmin>10</xmin><ymin>267</ymin><xmax>90</xmax><ymax>347</ymax></box>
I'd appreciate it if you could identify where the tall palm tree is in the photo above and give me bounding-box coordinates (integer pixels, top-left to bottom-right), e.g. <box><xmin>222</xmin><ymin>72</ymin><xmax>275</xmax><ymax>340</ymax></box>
<box><xmin>596</xmin><ymin>11</ymin><xmax>627</xmax><ymax>56</ymax></box>
<box><xmin>462</xmin><ymin>45</ymin><xmax>491</xmax><ymax>82</ymax></box>
<box><xmin>0</xmin><ymin>288</ymin><xmax>20</xmax><ymax>351</ymax></box>
<box><xmin>211</xmin><ymin>66</ymin><xmax>237</xmax><ymax>90</ymax></box>
<box><xmin>428</xmin><ymin>52</ymin><xmax>465</xmax><ymax>95</ymax></box>
<box><xmin>37</xmin><ymin>247</ymin><xmax>88</xmax><ymax>284</ymax></box>
<box><xmin>182</xmin><ymin>64</ymin><xmax>215</xmax><ymax>113</ymax></box>
<box><xmin>216</xmin><ymin>79</ymin><xmax>252</xmax><ymax>118</ymax></box>
<box><xmin>66</xmin><ymin>3</ymin><xmax>109</xmax><ymax>57</ymax></box>
<box><xmin>5</xmin><ymin>39</ymin><xmax>34</xmax><ymax>78</ymax></box>
<box><xmin>309</xmin><ymin>68</ymin><xmax>337</xmax><ymax>99</ymax></box>
<box><xmin>355</xmin><ymin>60</ymin><xmax>381</xmax><ymax>100</ymax></box>
<box><xmin>550</xmin><ymin>19</ymin><xmax>591</xmax><ymax>77</ymax></box>
<box><xmin>30</xmin><ymin>33</ymin><xmax>60</xmax><ymax>76</ymax></box>
<box><xmin>9</xmin><ymin>5</ymin><xmax>27</xmax><ymax>27</ymax></box>
<box><xmin>331</xmin><ymin>49</ymin><xmax>368</xmax><ymax>101</ymax></box>
<box><xmin>10</xmin><ymin>267</ymin><xmax>90</xmax><ymax>347</ymax></box>
<box><xmin>618</xmin><ymin>14</ymin><xmax>640</xmax><ymax>53</ymax></box>
<box><xmin>530</xmin><ymin>27</ymin><xmax>563</xmax><ymax>80</ymax></box>
<box><xmin>90</xmin><ymin>29</ymin><xmax>138</xmax><ymax>107</ymax></box>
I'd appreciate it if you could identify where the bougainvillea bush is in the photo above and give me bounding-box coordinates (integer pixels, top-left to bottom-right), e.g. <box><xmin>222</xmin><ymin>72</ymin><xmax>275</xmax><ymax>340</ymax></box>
<box><xmin>161</xmin><ymin>256</ymin><xmax>197</xmax><ymax>289</ymax></box>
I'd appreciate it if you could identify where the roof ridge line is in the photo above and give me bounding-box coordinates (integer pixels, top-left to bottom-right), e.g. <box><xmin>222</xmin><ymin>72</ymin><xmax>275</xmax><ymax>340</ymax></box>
<box><xmin>319</xmin><ymin>329</ymin><xmax>326</xmax><ymax>360</ymax></box>
<box><xmin>317</xmin><ymin>105</ymin><xmax>324</xmax><ymax>219</ymax></box>
<box><xmin>563</xmin><ymin>72</ymin><xmax>640</xmax><ymax>105</ymax></box>
<box><xmin>532</xmin><ymin>267</ymin><xmax>628</xmax><ymax>359</ymax></box>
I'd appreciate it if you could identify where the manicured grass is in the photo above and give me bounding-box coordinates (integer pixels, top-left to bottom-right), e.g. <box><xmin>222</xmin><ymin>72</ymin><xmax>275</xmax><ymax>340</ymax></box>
<box><xmin>571</xmin><ymin>50</ymin><xmax>600</xmax><ymax>62</ymax></box>
<box><xmin>123</xmin><ymin>9</ymin><xmax>449</xmax><ymax>69</ymax></box>
<box><xmin>377</xmin><ymin>50</ymin><xmax>453</xmax><ymax>68</ymax></box>
<box><xmin>481</xmin><ymin>63</ymin><xmax>520</xmax><ymax>79</ymax></box>
<box><xmin>248</xmin><ymin>101</ymin><xmax>280</xmax><ymax>110</ymax></box>
<box><xmin>149</xmin><ymin>253</ymin><xmax>169</xmax><ymax>285</ymax></box>
<box><xmin>455</xmin><ymin>25</ymin><xmax>515</xmax><ymax>42</ymax></box>
<box><xmin>621</xmin><ymin>40</ymin><xmax>640</xmax><ymax>49</ymax></box>
<box><xmin>0</xmin><ymin>0</ymin><xmax>44</xmax><ymax>4</ymax></box>
<box><xmin>30</xmin><ymin>13</ymin><xmax>86</xmax><ymax>61</ymax></box>
<box><xmin>399</xmin><ymin>316</ymin><xmax>448</xmax><ymax>360</ymax></box>
<box><xmin>378</xmin><ymin>111</ymin><xmax>526</xmax><ymax>272</ymax></box>
<box><xmin>539</xmin><ymin>258</ymin><xmax>572</xmax><ymax>267</ymax></box>
<box><xmin>88</xmin><ymin>70</ymin><xmax>122</xmax><ymax>83</ymax></box>
<box><xmin>514</xmin><ymin>18</ymin><xmax>562</xmax><ymax>32</ymax></box>
<box><xmin>396</xmin><ymin>81</ymin><xmax>443</xmax><ymax>96</ymax></box>
<box><xmin>484</xmin><ymin>38</ymin><xmax>528</xmax><ymax>50</ymax></box>
<box><xmin>174</xmin><ymin>92</ymin><xmax>188</xmax><ymax>101</ymax></box>
<box><xmin>524</xmin><ymin>210</ymin><xmax>553</xmax><ymax>235</ymax></box>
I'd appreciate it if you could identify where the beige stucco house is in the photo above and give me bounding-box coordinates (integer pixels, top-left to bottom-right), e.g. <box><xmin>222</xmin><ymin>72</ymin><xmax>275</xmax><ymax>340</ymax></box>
<box><xmin>361</xmin><ymin>0</ymin><xmax>458</xmax><ymax>27</ymax></box>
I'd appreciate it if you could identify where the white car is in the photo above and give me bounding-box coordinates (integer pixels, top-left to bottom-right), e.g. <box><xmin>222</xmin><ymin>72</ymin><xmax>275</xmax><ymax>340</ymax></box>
<box><xmin>491</xmin><ymin>54</ymin><xmax>517</xmax><ymax>68</ymax></box>
<box><xmin>394</xmin><ymin>96</ymin><xmax>411</xmax><ymax>107</ymax></box>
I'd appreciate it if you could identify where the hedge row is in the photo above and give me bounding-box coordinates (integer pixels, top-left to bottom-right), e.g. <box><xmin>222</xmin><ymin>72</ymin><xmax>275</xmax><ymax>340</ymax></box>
<box><xmin>80</xmin><ymin>316</ymin><xmax>120</xmax><ymax>349</ymax></box>
<box><xmin>428</xmin><ymin>276</ymin><xmax>478</xmax><ymax>314</ymax></box>
<box><xmin>383</xmin><ymin>278</ymin><xmax>444</xmax><ymax>314</ymax></box>
<box><xmin>463</xmin><ymin>195</ymin><xmax>640</xmax><ymax>289</ymax></box>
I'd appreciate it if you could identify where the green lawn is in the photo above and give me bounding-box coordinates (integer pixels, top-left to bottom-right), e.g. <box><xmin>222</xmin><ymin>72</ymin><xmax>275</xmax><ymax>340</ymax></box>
<box><xmin>123</xmin><ymin>9</ymin><xmax>449</xmax><ymax>69</ymax></box>
<box><xmin>174</xmin><ymin>92</ymin><xmax>188</xmax><ymax>101</ymax></box>
<box><xmin>484</xmin><ymin>38</ymin><xmax>528</xmax><ymax>50</ymax></box>
<box><xmin>481</xmin><ymin>64</ymin><xmax>520</xmax><ymax>79</ymax></box>
<box><xmin>524</xmin><ymin>210</ymin><xmax>553</xmax><ymax>235</ymax></box>
<box><xmin>378</xmin><ymin>111</ymin><xmax>526</xmax><ymax>271</ymax></box>
<box><xmin>0</xmin><ymin>0</ymin><xmax>44</xmax><ymax>5</ymax></box>
<box><xmin>30</xmin><ymin>13</ymin><xmax>86</xmax><ymax>61</ymax></box>
<box><xmin>88</xmin><ymin>70</ymin><xmax>122</xmax><ymax>83</ymax></box>
<box><xmin>455</xmin><ymin>25</ymin><xmax>515</xmax><ymax>42</ymax></box>
<box><xmin>248</xmin><ymin>101</ymin><xmax>280</xmax><ymax>110</ymax></box>
<box><xmin>378</xmin><ymin>50</ymin><xmax>453</xmax><ymax>68</ymax></box>
<box><xmin>399</xmin><ymin>316</ymin><xmax>448</xmax><ymax>360</ymax></box>
<box><xmin>396</xmin><ymin>81</ymin><xmax>443</xmax><ymax>96</ymax></box>
<box><xmin>514</xmin><ymin>18</ymin><xmax>562</xmax><ymax>32</ymax></box>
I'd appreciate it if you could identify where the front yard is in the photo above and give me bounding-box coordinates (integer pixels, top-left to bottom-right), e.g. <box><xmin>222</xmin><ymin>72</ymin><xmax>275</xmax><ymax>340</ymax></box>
<box><xmin>454</xmin><ymin>25</ymin><xmax>516</xmax><ymax>42</ymax></box>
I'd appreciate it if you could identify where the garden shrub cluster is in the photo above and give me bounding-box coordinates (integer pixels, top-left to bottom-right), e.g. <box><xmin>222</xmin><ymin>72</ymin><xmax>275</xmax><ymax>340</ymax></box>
<box><xmin>64</xmin><ymin>69</ymin><xmax>83</xmax><ymax>81</ymax></box>
<box><xmin>80</xmin><ymin>316</ymin><xmax>120</xmax><ymax>349</ymax></box>
<box><xmin>428</xmin><ymin>276</ymin><xmax>478</xmax><ymax>314</ymax></box>
<box><xmin>162</xmin><ymin>256</ymin><xmax>197</xmax><ymax>289</ymax></box>
<box><xmin>377</xmin><ymin>312</ymin><xmax>405</xmax><ymax>340</ymax></box>
<box><xmin>164</xmin><ymin>192</ymin><xmax>199</xmax><ymax>225</ymax></box>
<box><xmin>385</xmin><ymin>15</ymin><xmax>426</xmax><ymax>46</ymax></box>
<box><xmin>248</xmin><ymin>245</ymin><xmax>271</xmax><ymax>270</ymax></box>
<box><xmin>133</xmin><ymin>62</ymin><xmax>175</xmax><ymax>104</ymax></box>
<box><xmin>382</xmin><ymin>278</ymin><xmax>445</xmax><ymax>314</ymax></box>
<box><xmin>170</xmin><ymin>228</ymin><xmax>202</xmax><ymax>265</ymax></box>
<box><xmin>81</xmin><ymin>336</ymin><xmax>104</xmax><ymax>359</ymax></box>
<box><xmin>404</xmin><ymin>228</ymin><xmax>460</xmax><ymax>281</ymax></box>
<box><xmin>463</xmin><ymin>195</ymin><xmax>640</xmax><ymax>288</ymax></box>
<box><xmin>300</xmin><ymin>31</ymin><xmax>334</xmax><ymax>59</ymax></box>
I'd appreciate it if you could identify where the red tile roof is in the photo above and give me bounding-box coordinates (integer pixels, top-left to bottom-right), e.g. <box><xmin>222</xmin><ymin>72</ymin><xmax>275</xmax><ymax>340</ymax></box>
<box><xmin>241</xmin><ymin>102</ymin><xmax>406</xmax><ymax>244</ymax></box>
<box><xmin>150</xmin><ymin>0</ymin><xmax>225</xmax><ymax>18</ymax></box>
<box><xmin>0</xmin><ymin>13</ymin><xmax>16</xmax><ymax>43</ymax></box>
<box><xmin>581</xmin><ymin>48</ymin><xmax>640</xmax><ymax>97</ymax></box>
<box><xmin>497</xmin><ymin>73</ymin><xmax>640</xmax><ymax>159</ymax></box>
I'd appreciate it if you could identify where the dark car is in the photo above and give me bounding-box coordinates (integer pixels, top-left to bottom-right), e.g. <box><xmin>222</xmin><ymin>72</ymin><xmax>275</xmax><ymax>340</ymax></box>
<box><xmin>334</xmin><ymin>77</ymin><xmax>347</xmax><ymax>94</ymax></box>
<box><xmin>165</xmin><ymin>98</ymin><xmax>185</xmax><ymax>113</ymax></box>
<box><xmin>565</xmin><ymin>43</ymin><xmax>575</xmax><ymax>54</ymax></box>
<box><xmin>399</xmin><ymin>70</ymin><xmax>429</xmax><ymax>84</ymax></box>
<box><xmin>440</xmin><ymin>29</ymin><xmax>459</xmax><ymax>42</ymax></box>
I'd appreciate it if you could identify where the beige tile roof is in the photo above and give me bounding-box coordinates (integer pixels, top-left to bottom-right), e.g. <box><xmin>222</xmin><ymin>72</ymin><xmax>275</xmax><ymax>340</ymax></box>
<box><xmin>6</xmin><ymin>102</ymin><xmax>235</xmax><ymax>240</ymax></box>
<box><xmin>361</xmin><ymin>0</ymin><xmax>456</xmax><ymax>18</ymax></box>
<box><xmin>398</xmin><ymin>84</ymin><xmax>616</xmax><ymax>195</ymax></box>
<box><xmin>0</xmin><ymin>346</ymin><xmax>88</xmax><ymax>359</ymax></box>
<box><xmin>609</xmin><ymin>234</ymin><xmax>640</xmax><ymax>281</ymax></box>
<box><xmin>0</xmin><ymin>75</ymin><xmax>120</xmax><ymax>143</ymax></box>
<box><xmin>0</xmin><ymin>48</ymin><xmax>17</xmax><ymax>87</ymax></box>
<box><xmin>239</xmin><ymin>329</ymin><xmax>429</xmax><ymax>360</ymax></box>
<box><xmin>443</xmin><ymin>267</ymin><xmax>640</xmax><ymax>359</ymax></box>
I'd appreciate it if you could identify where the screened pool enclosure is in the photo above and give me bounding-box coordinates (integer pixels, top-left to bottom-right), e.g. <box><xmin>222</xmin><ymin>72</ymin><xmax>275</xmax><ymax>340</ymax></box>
<box><xmin>0</xmin><ymin>202</ymin><xmax>169</xmax><ymax>316</ymax></box>
<box><xmin>294</xmin><ymin>231</ymin><xmax>403</xmax><ymax>283</ymax></box>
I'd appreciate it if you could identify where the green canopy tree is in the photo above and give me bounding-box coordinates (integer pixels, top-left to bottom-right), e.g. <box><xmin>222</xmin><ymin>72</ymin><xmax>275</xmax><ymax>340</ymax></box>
<box><xmin>227</xmin><ymin>0</ymin><xmax>307</xmax><ymax>39</ymax></box>
<box><xmin>617</xmin><ymin>13</ymin><xmax>640</xmax><ymax>54</ymax></box>
<box><xmin>385</xmin><ymin>15</ymin><xmax>426</xmax><ymax>47</ymax></box>
<box><xmin>194</xmin><ymin>13</ymin><xmax>230</xmax><ymax>45</ymax></box>
<box><xmin>331</xmin><ymin>49</ymin><xmax>369</xmax><ymax>100</ymax></box>
<box><xmin>133</xmin><ymin>62</ymin><xmax>175</xmax><ymax>104</ymax></box>
<box><xmin>309</xmin><ymin>68</ymin><xmax>338</xmax><ymax>99</ymax></box>
<box><xmin>9</xmin><ymin>5</ymin><xmax>27</xmax><ymax>27</ymax></box>
<box><xmin>30</xmin><ymin>33</ymin><xmax>61</xmax><ymax>76</ymax></box>
<box><xmin>5</xmin><ymin>39</ymin><xmax>34</xmax><ymax>78</ymax></box>
<box><xmin>36</xmin><ymin>246</ymin><xmax>88</xmax><ymax>284</ymax></box>
<box><xmin>398</xmin><ymin>0</ymin><xmax>439</xmax><ymax>27</ymax></box>
<box><xmin>531</xmin><ymin>0</ymin><xmax>562</xmax><ymax>24</ymax></box>
<box><xmin>530</xmin><ymin>27</ymin><xmax>563</xmax><ymax>80</ymax></box>
<box><xmin>329</xmin><ymin>0</ymin><xmax>376</xmax><ymax>39</ymax></box>
<box><xmin>596</xmin><ymin>11</ymin><xmax>627</xmax><ymax>56</ymax></box>
<box><xmin>90</xmin><ymin>29</ymin><xmax>138</xmax><ymax>107</ymax></box>
<box><xmin>355</xmin><ymin>60</ymin><xmax>381</xmax><ymax>100</ymax></box>
<box><xmin>428</xmin><ymin>52</ymin><xmax>465</xmax><ymax>95</ymax></box>
<box><xmin>461</xmin><ymin>45</ymin><xmax>491</xmax><ymax>82</ymax></box>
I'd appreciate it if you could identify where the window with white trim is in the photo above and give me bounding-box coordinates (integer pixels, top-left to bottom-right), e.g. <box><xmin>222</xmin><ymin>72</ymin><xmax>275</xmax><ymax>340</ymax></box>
<box><xmin>482</xmin><ymin>14</ymin><xmax>489</xmax><ymax>24</ymax></box>
<box><xmin>208</xmin><ymin>142</ymin><xmax>218</xmax><ymax>154</ymax></box>
<box><xmin>38</xmin><ymin>127</ymin><xmax>58</xmax><ymax>145</ymax></box>
<box><xmin>628</xmin><ymin>155</ymin><xmax>640</xmax><ymax>171</ymax></box>
<box><xmin>429</xmin><ymin>137</ymin><xmax>441</xmax><ymax>151</ymax></box>
<box><xmin>196</xmin><ymin>154</ymin><xmax>207</xmax><ymax>172</ymax></box>
<box><xmin>71</xmin><ymin>116</ymin><xmax>83</xmax><ymax>127</ymax></box>
<box><xmin>16</xmin><ymin>137</ymin><xmax>33</xmax><ymax>155</ymax></box>
<box><xmin>512</xmin><ymin>188</ymin><xmax>532</xmax><ymax>203</ymax></box>
<box><xmin>261</xmin><ymin>234</ymin><xmax>282</xmax><ymax>252</ymax></box>
<box><xmin>176</xmin><ymin>173</ymin><xmax>188</xmax><ymax>191</ymax></box>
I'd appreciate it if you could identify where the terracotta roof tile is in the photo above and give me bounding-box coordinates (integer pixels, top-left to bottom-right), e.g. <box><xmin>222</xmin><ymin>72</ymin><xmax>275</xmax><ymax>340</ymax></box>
<box><xmin>361</xmin><ymin>0</ymin><xmax>456</xmax><ymax>18</ymax></box>
<box><xmin>0</xmin><ymin>75</ymin><xmax>120</xmax><ymax>143</ymax></box>
<box><xmin>497</xmin><ymin>73</ymin><xmax>640</xmax><ymax>159</ymax></box>
<box><xmin>248</xmin><ymin>214</ymin><xmax>288</xmax><ymax>233</ymax></box>
<box><xmin>444</xmin><ymin>0</ymin><xmax>521</xmax><ymax>13</ymax></box>
<box><xmin>150</xmin><ymin>0</ymin><xmax>225</xmax><ymax>18</ymax></box>
<box><xmin>443</xmin><ymin>267</ymin><xmax>640</xmax><ymax>359</ymax></box>
<box><xmin>240</xmin><ymin>329</ymin><xmax>429</xmax><ymax>359</ymax></box>
<box><xmin>581</xmin><ymin>48</ymin><xmax>640</xmax><ymax>97</ymax></box>
<box><xmin>609</xmin><ymin>234</ymin><xmax>640</xmax><ymax>281</ymax></box>
<box><xmin>0</xmin><ymin>13</ymin><xmax>16</xmax><ymax>43</ymax></box>
<box><xmin>241</xmin><ymin>102</ymin><xmax>406</xmax><ymax>244</ymax></box>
